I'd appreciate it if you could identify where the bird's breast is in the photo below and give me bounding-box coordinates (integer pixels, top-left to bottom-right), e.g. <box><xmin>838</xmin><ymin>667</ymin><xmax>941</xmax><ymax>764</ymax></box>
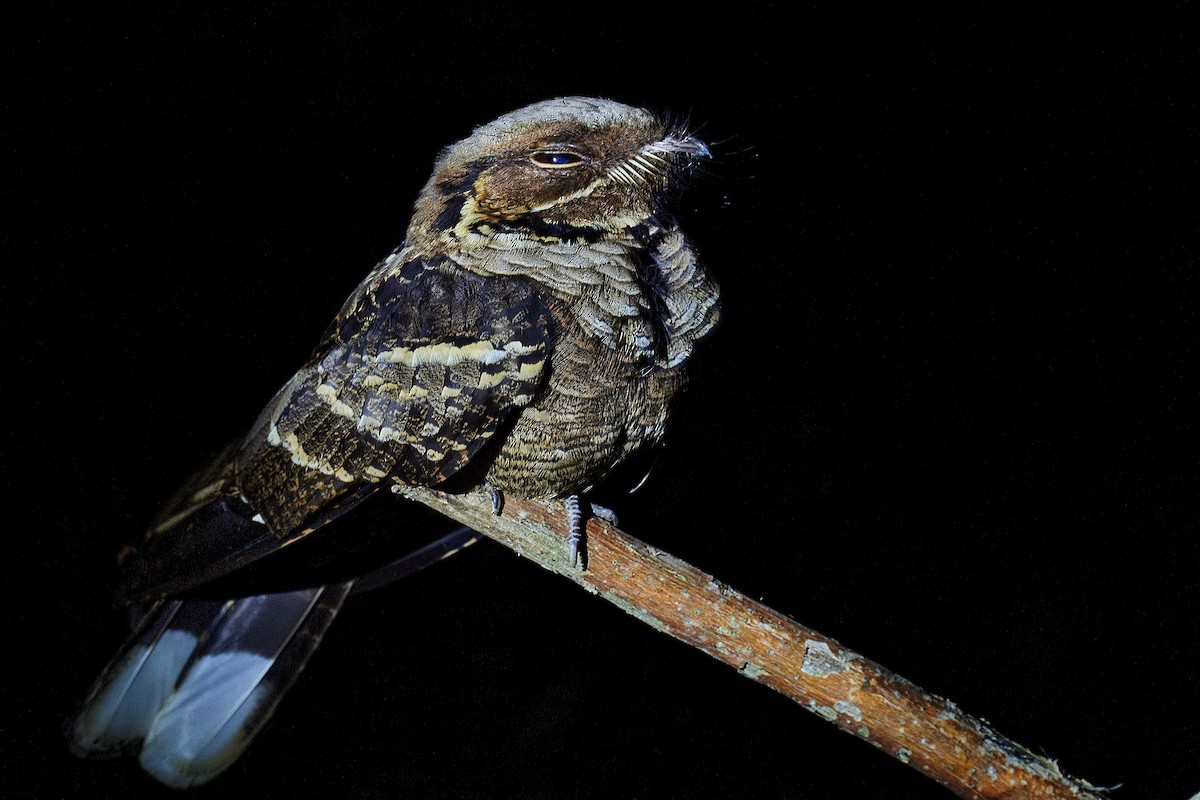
<box><xmin>484</xmin><ymin>297</ymin><xmax>686</xmax><ymax>498</ymax></box>
<box><xmin>450</xmin><ymin>226</ymin><xmax>716</xmax><ymax>498</ymax></box>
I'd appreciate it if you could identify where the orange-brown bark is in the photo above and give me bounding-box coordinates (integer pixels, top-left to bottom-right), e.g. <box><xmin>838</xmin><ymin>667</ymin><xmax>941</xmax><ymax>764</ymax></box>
<box><xmin>395</xmin><ymin>485</ymin><xmax>1105</xmax><ymax>800</ymax></box>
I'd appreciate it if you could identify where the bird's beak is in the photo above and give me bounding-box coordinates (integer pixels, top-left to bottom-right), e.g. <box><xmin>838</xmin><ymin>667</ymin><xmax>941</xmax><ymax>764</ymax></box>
<box><xmin>645</xmin><ymin>135</ymin><xmax>711</xmax><ymax>160</ymax></box>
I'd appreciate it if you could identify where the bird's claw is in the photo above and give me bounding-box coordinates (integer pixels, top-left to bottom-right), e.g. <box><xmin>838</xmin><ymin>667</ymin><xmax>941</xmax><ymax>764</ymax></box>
<box><xmin>590</xmin><ymin>503</ymin><xmax>618</xmax><ymax>527</ymax></box>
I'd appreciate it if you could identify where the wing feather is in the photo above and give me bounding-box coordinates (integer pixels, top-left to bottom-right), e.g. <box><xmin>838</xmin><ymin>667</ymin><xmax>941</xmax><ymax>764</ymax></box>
<box><xmin>119</xmin><ymin>260</ymin><xmax>549</xmax><ymax>600</ymax></box>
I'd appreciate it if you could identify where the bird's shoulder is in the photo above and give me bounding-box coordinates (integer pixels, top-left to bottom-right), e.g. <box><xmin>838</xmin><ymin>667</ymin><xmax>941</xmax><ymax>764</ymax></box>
<box><xmin>325</xmin><ymin>254</ymin><xmax>551</xmax><ymax>354</ymax></box>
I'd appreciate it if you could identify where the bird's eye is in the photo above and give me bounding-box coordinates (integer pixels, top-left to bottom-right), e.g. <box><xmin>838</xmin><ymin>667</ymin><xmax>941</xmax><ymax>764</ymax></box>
<box><xmin>530</xmin><ymin>151</ymin><xmax>585</xmax><ymax>168</ymax></box>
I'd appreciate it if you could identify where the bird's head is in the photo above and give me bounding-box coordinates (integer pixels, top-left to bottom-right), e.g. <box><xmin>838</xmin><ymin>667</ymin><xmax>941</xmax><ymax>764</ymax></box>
<box><xmin>408</xmin><ymin>96</ymin><xmax>710</xmax><ymax>250</ymax></box>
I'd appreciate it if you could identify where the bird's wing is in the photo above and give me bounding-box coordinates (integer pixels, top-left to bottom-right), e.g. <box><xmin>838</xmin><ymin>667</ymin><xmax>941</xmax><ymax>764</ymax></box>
<box><xmin>118</xmin><ymin>260</ymin><xmax>551</xmax><ymax>602</ymax></box>
<box><xmin>81</xmin><ymin>262</ymin><xmax>548</xmax><ymax>783</ymax></box>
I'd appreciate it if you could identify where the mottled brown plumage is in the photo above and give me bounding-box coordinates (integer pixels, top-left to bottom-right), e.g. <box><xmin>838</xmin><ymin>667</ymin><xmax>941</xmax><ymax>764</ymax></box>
<box><xmin>71</xmin><ymin>97</ymin><xmax>719</xmax><ymax>787</ymax></box>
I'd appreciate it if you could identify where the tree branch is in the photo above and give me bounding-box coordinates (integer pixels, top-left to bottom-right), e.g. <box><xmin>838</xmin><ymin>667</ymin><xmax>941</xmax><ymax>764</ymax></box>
<box><xmin>393</xmin><ymin>485</ymin><xmax>1106</xmax><ymax>800</ymax></box>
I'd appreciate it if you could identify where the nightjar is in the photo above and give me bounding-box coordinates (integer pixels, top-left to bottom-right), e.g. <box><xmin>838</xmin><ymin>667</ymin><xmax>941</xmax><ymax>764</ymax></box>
<box><xmin>69</xmin><ymin>96</ymin><xmax>720</xmax><ymax>787</ymax></box>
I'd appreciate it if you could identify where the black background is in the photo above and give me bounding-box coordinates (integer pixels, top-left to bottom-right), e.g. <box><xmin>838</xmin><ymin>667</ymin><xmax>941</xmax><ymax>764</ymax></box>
<box><xmin>6</xmin><ymin>4</ymin><xmax>1199</xmax><ymax>799</ymax></box>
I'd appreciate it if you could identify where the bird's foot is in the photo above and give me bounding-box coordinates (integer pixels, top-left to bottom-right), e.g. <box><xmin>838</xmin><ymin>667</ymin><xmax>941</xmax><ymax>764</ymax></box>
<box><xmin>563</xmin><ymin>496</ymin><xmax>617</xmax><ymax>570</ymax></box>
<box><xmin>564</xmin><ymin>495</ymin><xmax>586</xmax><ymax>570</ymax></box>
<box><xmin>590</xmin><ymin>503</ymin><xmax>618</xmax><ymax>526</ymax></box>
<box><xmin>488</xmin><ymin>485</ymin><xmax>504</xmax><ymax>515</ymax></box>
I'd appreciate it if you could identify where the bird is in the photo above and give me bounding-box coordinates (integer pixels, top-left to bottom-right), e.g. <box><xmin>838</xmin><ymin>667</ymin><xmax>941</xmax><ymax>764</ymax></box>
<box><xmin>68</xmin><ymin>96</ymin><xmax>721</xmax><ymax>787</ymax></box>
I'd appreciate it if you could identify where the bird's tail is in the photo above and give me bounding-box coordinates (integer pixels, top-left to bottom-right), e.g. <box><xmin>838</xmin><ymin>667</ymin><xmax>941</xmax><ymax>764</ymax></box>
<box><xmin>69</xmin><ymin>525</ymin><xmax>480</xmax><ymax>787</ymax></box>
<box><xmin>69</xmin><ymin>583</ymin><xmax>352</xmax><ymax>788</ymax></box>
